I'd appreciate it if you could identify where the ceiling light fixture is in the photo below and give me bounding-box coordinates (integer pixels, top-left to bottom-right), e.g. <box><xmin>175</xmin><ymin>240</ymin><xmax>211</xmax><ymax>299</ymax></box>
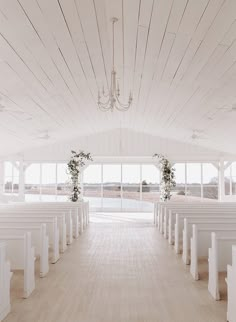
<box><xmin>35</xmin><ymin>130</ymin><xmax>50</xmax><ymax>140</ymax></box>
<box><xmin>191</xmin><ymin>130</ymin><xmax>207</xmax><ymax>140</ymax></box>
<box><xmin>97</xmin><ymin>17</ymin><xmax>133</xmax><ymax>112</ymax></box>
<box><xmin>0</xmin><ymin>98</ymin><xmax>33</xmax><ymax>120</ymax></box>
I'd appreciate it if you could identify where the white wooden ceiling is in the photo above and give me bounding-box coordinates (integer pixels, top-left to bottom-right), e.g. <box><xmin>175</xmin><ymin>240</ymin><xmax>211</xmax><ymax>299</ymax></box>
<box><xmin>0</xmin><ymin>0</ymin><xmax>236</xmax><ymax>156</ymax></box>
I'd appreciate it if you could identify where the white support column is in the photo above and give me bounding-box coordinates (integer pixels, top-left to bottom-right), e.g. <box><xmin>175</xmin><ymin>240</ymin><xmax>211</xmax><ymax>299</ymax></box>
<box><xmin>140</xmin><ymin>164</ymin><xmax>142</xmax><ymax>202</ymax></box>
<box><xmin>101</xmin><ymin>164</ymin><xmax>103</xmax><ymax>210</ymax></box>
<box><xmin>200</xmin><ymin>163</ymin><xmax>203</xmax><ymax>200</ymax></box>
<box><xmin>39</xmin><ymin>163</ymin><xmax>42</xmax><ymax>201</ymax></box>
<box><xmin>80</xmin><ymin>171</ymin><xmax>84</xmax><ymax>197</ymax></box>
<box><xmin>18</xmin><ymin>159</ymin><xmax>25</xmax><ymax>201</ymax></box>
<box><xmin>55</xmin><ymin>163</ymin><xmax>58</xmax><ymax>199</ymax></box>
<box><xmin>184</xmin><ymin>163</ymin><xmax>187</xmax><ymax>198</ymax></box>
<box><xmin>230</xmin><ymin>165</ymin><xmax>232</xmax><ymax>195</ymax></box>
<box><xmin>0</xmin><ymin>161</ymin><xmax>4</xmax><ymax>198</ymax></box>
<box><xmin>218</xmin><ymin>159</ymin><xmax>225</xmax><ymax>201</ymax></box>
<box><xmin>120</xmin><ymin>164</ymin><xmax>123</xmax><ymax>211</ymax></box>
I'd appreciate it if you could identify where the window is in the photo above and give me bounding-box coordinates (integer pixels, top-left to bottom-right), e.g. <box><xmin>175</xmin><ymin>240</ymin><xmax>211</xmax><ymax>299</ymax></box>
<box><xmin>25</xmin><ymin>163</ymin><xmax>41</xmax><ymax>201</ymax></box>
<box><xmin>202</xmin><ymin>163</ymin><xmax>218</xmax><ymax>199</ymax></box>
<box><xmin>81</xmin><ymin>163</ymin><xmax>159</xmax><ymax>211</ymax></box>
<box><xmin>83</xmin><ymin>164</ymin><xmax>102</xmax><ymax>208</ymax></box>
<box><xmin>103</xmin><ymin>164</ymin><xmax>121</xmax><ymax>209</ymax></box>
<box><xmin>186</xmin><ymin>163</ymin><xmax>201</xmax><ymax>184</ymax></box>
<box><xmin>25</xmin><ymin>163</ymin><xmax>69</xmax><ymax>202</ymax></box>
<box><xmin>173</xmin><ymin>163</ymin><xmax>186</xmax><ymax>200</ymax></box>
<box><xmin>141</xmin><ymin>165</ymin><xmax>160</xmax><ymax>203</ymax></box>
<box><xmin>175</xmin><ymin>163</ymin><xmax>186</xmax><ymax>184</ymax></box>
<box><xmin>122</xmin><ymin>164</ymin><xmax>141</xmax><ymax>210</ymax></box>
<box><xmin>171</xmin><ymin>162</ymin><xmax>218</xmax><ymax>201</ymax></box>
<box><xmin>41</xmin><ymin>163</ymin><xmax>56</xmax><ymax>201</ymax></box>
<box><xmin>8</xmin><ymin>160</ymin><xmax>220</xmax><ymax>207</ymax></box>
<box><xmin>232</xmin><ymin>162</ymin><xmax>236</xmax><ymax>195</ymax></box>
<box><xmin>186</xmin><ymin>163</ymin><xmax>201</xmax><ymax>198</ymax></box>
<box><xmin>57</xmin><ymin>163</ymin><xmax>70</xmax><ymax>200</ymax></box>
<box><xmin>224</xmin><ymin>162</ymin><xmax>236</xmax><ymax>196</ymax></box>
<box><xmin>4</xmin><ymin>161</ymin><xmax>19</xmax><ymax>194</ymax></box>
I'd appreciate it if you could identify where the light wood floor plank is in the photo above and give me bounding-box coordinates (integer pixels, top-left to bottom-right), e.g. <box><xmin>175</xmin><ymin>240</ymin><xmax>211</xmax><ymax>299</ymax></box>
<box><xmin>4</xmin><ymin>214</ymin><xmax>227</xmax><ymax>322</ymax></box>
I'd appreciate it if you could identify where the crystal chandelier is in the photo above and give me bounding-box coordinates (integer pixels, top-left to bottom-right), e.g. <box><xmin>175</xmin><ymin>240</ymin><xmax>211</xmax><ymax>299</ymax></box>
<box><xmin>98</xmin><ymin>17</ymin><xmax>133</xmax><ymax>112</ymax></box>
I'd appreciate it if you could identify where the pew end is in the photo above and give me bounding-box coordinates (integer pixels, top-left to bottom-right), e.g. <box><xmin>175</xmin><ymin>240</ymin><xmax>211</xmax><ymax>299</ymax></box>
<box><xmin>0</xmin><ymin>242</ymin><xmax>12</xmax><ymax>321</ymax></box>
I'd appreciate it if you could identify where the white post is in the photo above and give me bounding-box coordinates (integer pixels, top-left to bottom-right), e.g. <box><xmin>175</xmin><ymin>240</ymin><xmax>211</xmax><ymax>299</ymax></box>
<box><xmin>24</xmin><ymin>232</ymin><xmax>35</xmax><ymax>298</ymax></box>
<box><xmin>0</xmin><ymin>242</ymin><xmax>11</xmax><ymax>321</ymax></box>
<box><xmin>174</xmin><ymin>214</ymin><xmax>180</xmax><ymax>254</ymax></box>
<box><xmin>190</xmin><ymin>224</ymin><xmax>199</xmax><ymax>280</ymax></box>
<box><xmin>208</xmin><ymin>232</ymin><xmax>220</xmax><ymax>300</ymax></box>
<box><xmin>18</xmin><ymin>159</ymin><xmax>25</xmax><ymax>201</ymax></box>
<box><xmin>40</xmin><ymin>224</ymin><xmax>49</xmax><ymax>277</ymax></box>
<box><xmin>218</xmin><ymin>159</ymin><xmax>225</xmax><ymax>201</ymax></box>
<box><xmin>80</xmin><ymin>171</ymin><xmax>84</xmax><ymax>198</ymax></box>
<box><xmin>0</xmin><ymin>161</ymin><xmax>4</xmax><ymax>199</ymax></box>
<box><xmin>227</xmin><ymin>245</ymin><xmax>236</xmax><ymax>322</ymax></box>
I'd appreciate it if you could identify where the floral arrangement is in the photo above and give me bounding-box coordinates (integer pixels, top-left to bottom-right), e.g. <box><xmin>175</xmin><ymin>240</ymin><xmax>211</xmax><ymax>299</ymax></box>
<box><xmin>153</xmin><ymin>154</ymin><xmax>176</xmax><ymax>202</ymax></box>
<box><xmin>67</xmin><ymin>150</ymin><xmax>93</xmax><ymax>202</ymax></box>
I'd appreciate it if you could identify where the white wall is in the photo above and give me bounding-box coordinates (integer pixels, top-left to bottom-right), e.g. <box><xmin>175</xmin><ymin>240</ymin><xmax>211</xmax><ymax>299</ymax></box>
<box><xmin>7</xmin><ymin>129</ymin><xmax>234</xmax><ymax>162</ymax></box>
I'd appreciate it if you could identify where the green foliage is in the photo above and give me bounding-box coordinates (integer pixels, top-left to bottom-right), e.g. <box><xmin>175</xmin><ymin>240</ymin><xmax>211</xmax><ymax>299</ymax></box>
<box><xmin>141</xmin><ymin>180</ymin><xmax>150</xmax><ymax>192</ymax></box>
<box><xmin>177</xmin><ymin>190</ymin><xmax>185</xmax><ymax>196</ymax></box>
<box><xmin>153</xmin><ymin>154</ymin><xmax>176</xmax><ymax>202</ymax></box>
<box><xmin>67</xmin><ymin>150</ymin><xmax>93</xmax><ymax>202</ymax></box>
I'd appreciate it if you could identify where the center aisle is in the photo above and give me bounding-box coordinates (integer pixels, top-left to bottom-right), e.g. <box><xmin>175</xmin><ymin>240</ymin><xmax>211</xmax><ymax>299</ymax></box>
<box><xmin>5</xmin><ymin>213</ymin><xmax>226</xmax><ymax>322</ymax></box>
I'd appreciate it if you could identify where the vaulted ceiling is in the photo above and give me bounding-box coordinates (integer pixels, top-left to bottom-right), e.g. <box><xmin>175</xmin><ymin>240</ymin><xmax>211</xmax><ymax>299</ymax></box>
<box><xmin>0</xmin><ymin>0</ymin><xmax>236</xmax><ymax>156</ymax></box>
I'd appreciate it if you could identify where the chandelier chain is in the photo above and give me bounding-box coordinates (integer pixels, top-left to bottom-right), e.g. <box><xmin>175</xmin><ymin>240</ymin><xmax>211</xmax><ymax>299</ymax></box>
<box><xmin>97</xmin><ymin>17</ymin><xmax>133</xmax><ymax>112</ymax></box>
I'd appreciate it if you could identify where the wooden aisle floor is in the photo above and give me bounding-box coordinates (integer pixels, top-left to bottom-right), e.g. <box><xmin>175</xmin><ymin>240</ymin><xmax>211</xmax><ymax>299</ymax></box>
<box><xmin>5</xmin><ymin>213</ymin><xmax>227</xmax><ymax>322</ymax></box>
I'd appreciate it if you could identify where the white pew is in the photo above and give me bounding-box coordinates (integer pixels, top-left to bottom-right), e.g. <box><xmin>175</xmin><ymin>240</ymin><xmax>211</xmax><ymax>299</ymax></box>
<box><xmin>0</xmin><ymin>217</ymin><xmax>59</xmax><ymax>264</ymax></box>
<box><xmin>0</xmin><ymin>208</ymin><xmax>68</xmax><ymax>251</ymax></box>
<box><xmin>0</xmin><ymin>242</ymin><xmax>12</xmax><ymax>321</ymax></box>
<box><xmin>35</xmin><ymin>201</ymin><xmax>89</xmax><ymax>233</ymax></box>
<box><xmin>0</xmin><ymin>232</ymin><xmax>35</xmax><ymax>298</ymax></box>
<box><xmin>153</xmin><ymin>202</ymin><xmax>157</xmax><ymax>225</ymax></box>
<box><xmin>168</xmin><ymin>208</ymin><xmax>236</xmax><ymax>244</ymax></box>
<box><xmin>226</xmin><ymin>245</ymin><xmax>236</xmax><ymax>322</ymax></box>
<box><xmin>11</xmin><ymin>206</ymin><xmax>73</xmax><ymax>243</ymax></box>
<box><xmin>11</xmin><ymin>202</ymin><xmax>84</xmax><ymax>237</ymax></box>
<box><xmin>168</xmin><ymin>207</ymin><xmax>236</xmax><ymax>245</ymax></box>
<box><xmin>36</xmin><ymin>201</ymin><xmax>89</xmax><ymax>228</ymax></box>
<box><xmin>190</xmin><ymin>224</ymin><xmax>236</xmax><ymax>280</ymax></box>
<box><xmin>174</xmin><ymin>212</ymin><xmax>236</xmax><ymax>254</ymax></box>
<box><xmin>0</xmin><ymin>224</ymin><xmax>49</xmax><ymax>277</ymax></box>
<box><xmin>34</xmin><ymin>204</ymin><xmax>82</xmax><ymax>236</ymax></box>
<box><xmin>158</xmin><ymin>203</ymin><xmax>236</xmax><ymax>236</ymax></box>
<box><xmin>208</xmin><ymin>232</ymin><xmax>236</xmax><ymax>300</ymax></box>
<box><xmin>83</xmin><ymin>201</ymin><xmax>90</xmax><ymax>227</ymax></box>
<box><xmin>156</xmin><ymin>201</ymin><xmax>226</xmax><ymax>231</ymax></box>
<box><xmin>182</xmin><ymin>218</ymin><xmax>236</xmax><ymax>265</ymax></box>
<box><xmin>0</xmin><ymin>211</ymin><xmax>66</xmax><ymax>253</ymax></box>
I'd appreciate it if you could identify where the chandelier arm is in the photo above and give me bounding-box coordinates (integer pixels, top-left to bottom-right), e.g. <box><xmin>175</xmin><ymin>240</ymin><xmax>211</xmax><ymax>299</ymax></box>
<box><xmin>98</xmin><ymin>103</ymin><xmax>113</xmax><ymax>111</ymax></box>
<box><xmin>98</xmin><ymin>104</ymin><xmax>112</xmax><ymax>111</ymax></box>
<box><xmin>114</xmin><ymin>102</ymin><xmax>130</xmax><ymax>112</ymax></box>
<box><xmin>98</xmin><ymin>96</ymin><xmax>111</xmax><ymax>106</ymax></box>
<box><xmin>99</xmin><ymin>106</ymin><xmax>112</xmax><ymax>112</ymax></box>
<box><xmin>102</xmin><ymin>92</ymin><xmax>110</xmax><ymax>98</ymax></box>
<box><xmin>115</xmin><ymin>105</ymin><xmax>130</xmax><ymax>112</ymax></box>
<box><xmin>98</xmin><ymin>101</ymin><xmax>110</xmax><ymax>108</ymax></box>
<box><xmin>115</xmin><ymin>95</ymin><xmax>132</xmax><ymax>109</ymax></box>
<box><xmin>98</xmin><ymin>103</ymin><xmax>111</xmax><ymax>109</ymax></box>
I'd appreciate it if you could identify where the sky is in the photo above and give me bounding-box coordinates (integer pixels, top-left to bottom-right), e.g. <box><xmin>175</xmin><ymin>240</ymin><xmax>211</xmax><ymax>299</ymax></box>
<box><xmin>5</xmin><ymin>161</ymin><xmax>220</xmax><ymax>185</ymax></box>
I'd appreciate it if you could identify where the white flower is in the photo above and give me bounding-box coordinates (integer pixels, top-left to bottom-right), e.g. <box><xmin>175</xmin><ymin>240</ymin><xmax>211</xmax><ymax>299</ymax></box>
<box><xmin>153</xmin><ymin>154</ymin><xmax>176</xmax><ymax>202</ymax></box>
